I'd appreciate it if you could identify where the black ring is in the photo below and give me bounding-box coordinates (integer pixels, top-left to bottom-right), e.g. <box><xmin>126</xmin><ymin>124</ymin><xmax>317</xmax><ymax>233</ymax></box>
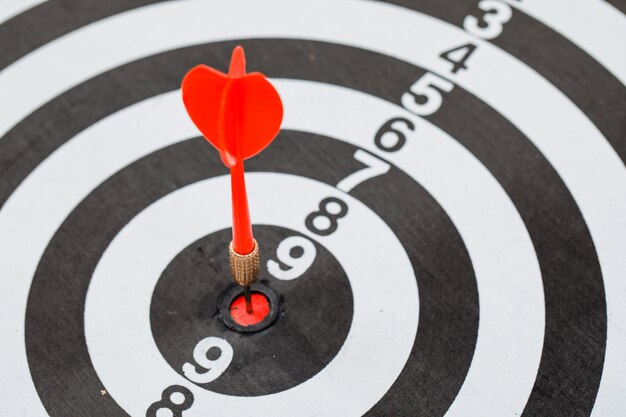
<box><xmin>218</xmin><ymin>283</ymin><xmax>281</xmax><ymax>333</ymax></box>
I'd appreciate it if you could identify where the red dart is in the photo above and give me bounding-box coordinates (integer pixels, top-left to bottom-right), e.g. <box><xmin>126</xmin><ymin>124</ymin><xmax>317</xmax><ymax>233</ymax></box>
<box><xmin>181</xmin><ymin>46</ymin><xmax>283</xmax><ymax>312</ymax></box>
<box><xmin>181</xmin><ymin>46</ymin><xmax>283</xmax><ymax>254</ymax></box>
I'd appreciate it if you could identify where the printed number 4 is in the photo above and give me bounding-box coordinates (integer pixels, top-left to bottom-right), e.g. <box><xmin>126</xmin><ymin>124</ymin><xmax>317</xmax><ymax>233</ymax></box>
<box><xmin>439</xmin><ymin>43</ymin><xmax>477</xmax><ymax>74</ymax></box>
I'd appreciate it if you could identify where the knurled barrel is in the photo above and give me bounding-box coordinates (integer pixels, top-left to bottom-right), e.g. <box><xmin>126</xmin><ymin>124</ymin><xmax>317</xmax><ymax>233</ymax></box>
<box><xmin>229</xmin><ymin>239</ymin><xmax>259</xmax><ymax>286</ymax></box>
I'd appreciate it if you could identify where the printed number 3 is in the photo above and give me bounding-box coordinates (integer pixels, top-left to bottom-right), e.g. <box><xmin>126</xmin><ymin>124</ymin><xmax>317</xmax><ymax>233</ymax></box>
<box><xmin>464</xmin><ymin>0</ymin><xmax>512</xmax><ymax>40</ymax></box>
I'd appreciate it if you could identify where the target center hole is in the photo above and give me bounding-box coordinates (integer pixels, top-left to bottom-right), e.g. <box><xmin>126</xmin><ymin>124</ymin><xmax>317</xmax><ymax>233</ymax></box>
<box><xmin>229</xmin><ymin>293</ymin><xmax>271</xmax><ymax>326</ymax></box>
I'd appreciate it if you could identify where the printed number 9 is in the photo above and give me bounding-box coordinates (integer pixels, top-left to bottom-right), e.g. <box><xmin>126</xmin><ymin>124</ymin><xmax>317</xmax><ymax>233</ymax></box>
<box><xmin>267</xmin><ymin>236</ymin><xmax>317</xmax><ymax>281</ymax></box>
<box><xmin>182</xmin><ymin>337</ymin><xmax>233</xmax><ymax>384</ymax></box>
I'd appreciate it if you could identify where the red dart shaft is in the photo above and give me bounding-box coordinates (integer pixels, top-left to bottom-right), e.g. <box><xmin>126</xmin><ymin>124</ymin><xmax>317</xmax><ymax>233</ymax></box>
<box><xmin>181</xmin><ymin>45</ymin><xmax>282</xmax><ymax>300</ymax></box>
<box><xmin>230</xmin><ymin>159</ymin><xmax>255</xmax><ymax>255</ymax></box>
<box><xmin>225</xmin><ymin>47</ymin><xmax>255</xmax><ymax>255</ymax></box>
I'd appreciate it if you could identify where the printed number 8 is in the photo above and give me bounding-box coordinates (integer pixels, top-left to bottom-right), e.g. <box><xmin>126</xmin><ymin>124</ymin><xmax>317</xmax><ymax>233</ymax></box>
<box><xmin>146</xmin><ymin>385</ymin><xmax>194</xmax><ymax>417</ymax></box>
<box><xmin>305</xmin><ymin>197</ymin><xmax>348</xmax><ymax>236</ymax></box>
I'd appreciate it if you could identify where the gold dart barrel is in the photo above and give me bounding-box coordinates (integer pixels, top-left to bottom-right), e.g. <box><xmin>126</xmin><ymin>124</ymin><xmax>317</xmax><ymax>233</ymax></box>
<box><xmin>229</xmin><ymin>239</ymin><xmax>259</xmax><ymax>287</ymax></box>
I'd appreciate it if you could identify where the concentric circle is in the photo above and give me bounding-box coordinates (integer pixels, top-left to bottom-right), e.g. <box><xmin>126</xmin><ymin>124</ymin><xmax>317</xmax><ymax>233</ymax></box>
<box><xmin>1</xmin><ymin>1</ymin><xmax>624</xmax><ymax>416</ymax></box>
<box><xmin>152</xmin><ymin>224</ymin><xmax>353</xmax><ymax>396</ymax></box>
<box><xmin>24</xmin><ymin>129</ymin><xmax>476</xmax><ymax>416</ymax></box>
<box><xmin>85</xmin><ymin>173</ymin><xmax>418</xmax><ymax>416</ymax></box>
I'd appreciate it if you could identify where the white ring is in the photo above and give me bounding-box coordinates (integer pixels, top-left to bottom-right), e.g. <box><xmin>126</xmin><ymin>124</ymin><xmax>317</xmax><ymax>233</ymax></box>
<box><xmin>1</xmin><ymin>9</ymin><xmax>623</xmax><ymax>410</ymax></box>
<box><xmin>503</xmin><ymin>0</ymin><xmax>626</xmax><ymax>85</ymax></box>
<box><xmin>85</xmin><ymin>173</ymin><xmax>418</xmax><ymax>417</ymax></box>
<box><xmin>0</xmin><ymin>80</ymin><xmax>544</xmax><ymax>416</ymax></box>
<box><xmin>0</xmin><ymin>0</ymin><xmax>46</xmax><ymax>25</ymax></box>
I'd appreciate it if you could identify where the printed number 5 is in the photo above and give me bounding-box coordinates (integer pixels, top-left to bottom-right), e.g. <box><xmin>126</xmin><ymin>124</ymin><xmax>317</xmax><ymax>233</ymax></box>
<box><xmin>401</xmin><ymin>72</ymin><xmax>454</xmax><ymax>116</ymax></box>
<box><xmin>464</xmin><ymin>0</ymin><xmax>512</xmax><ymax>40</ymax></box>
<box><xmin>182</xmin><ymin>337</ymin><xmax>233</xmax><ymax>384</ymax></box>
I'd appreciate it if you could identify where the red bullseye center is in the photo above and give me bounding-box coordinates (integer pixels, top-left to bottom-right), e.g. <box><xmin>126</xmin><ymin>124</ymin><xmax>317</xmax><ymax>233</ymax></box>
<box><xmin>229</xmin><ymin>293</ymin><xmax>271</xmax><ymax>326</ymax></box>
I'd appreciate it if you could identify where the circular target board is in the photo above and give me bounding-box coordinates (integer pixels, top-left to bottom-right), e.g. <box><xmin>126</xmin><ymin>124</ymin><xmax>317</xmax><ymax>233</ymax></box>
<box><xmin>0</xmin><ymin>1</ymin><xmax>625</xmax><ymax>416</ymax></box>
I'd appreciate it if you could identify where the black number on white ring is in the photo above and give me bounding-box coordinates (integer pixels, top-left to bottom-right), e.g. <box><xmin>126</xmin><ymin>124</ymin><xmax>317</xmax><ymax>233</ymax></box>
<box><xmin>374</xmin><ymin>117</ymin><xmax>415</xmax><ymax>152</ymax></box>
<box><xmin>146</xmin><ymin>385</ymin><xmax>194</xmax><ymax>417</ymax></box>
<box><xmin>439</xmin><ymin>43</ymin><xmax>478</xmax><ymax>74</ymax></box>
<box><xmin>305</xmin><ymin>197</ymin><xmax>348</xmax><ymax>236</ymax></box>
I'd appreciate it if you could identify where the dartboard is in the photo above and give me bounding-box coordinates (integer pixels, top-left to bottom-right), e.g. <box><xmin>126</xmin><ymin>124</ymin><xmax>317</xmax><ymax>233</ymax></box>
<box><xmin>1</xmin><ymin>0</ymin><xmax>625</xmax><ymax>416</ymax></box>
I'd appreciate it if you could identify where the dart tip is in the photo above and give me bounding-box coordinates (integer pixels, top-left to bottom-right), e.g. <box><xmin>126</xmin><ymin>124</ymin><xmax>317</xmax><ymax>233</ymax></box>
<box><xmin>244</xmin><ymin>285</ymin><xmax>253</xmax><ymax>314</ymax></box>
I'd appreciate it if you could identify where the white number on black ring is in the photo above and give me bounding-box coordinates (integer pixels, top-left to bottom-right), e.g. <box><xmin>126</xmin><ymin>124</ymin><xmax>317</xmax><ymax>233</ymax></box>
<box><xmin>267</xmin><ymin>236</ymin><xmax>317</xmax><ymax>281</ymax></box>
<box><xmin>182</xmin><ymin>337</ymin><xmax>233</xmax><ymax>384</ymax></box>
<box><xmin>464</xmin><ymin>0</ymin><xmax>513</xmax><ymax>40</ymax></box>
<box><xmin>401</xmin><ymin>72</ymin><xmax>454</xmax><ymax>116</ymax></box>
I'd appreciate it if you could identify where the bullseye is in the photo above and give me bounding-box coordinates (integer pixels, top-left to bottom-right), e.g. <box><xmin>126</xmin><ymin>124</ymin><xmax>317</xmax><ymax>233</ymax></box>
<box><xmin>229</xmin><ymin>293</ymin><xmax>270</xmax><ymax>326</ymax></box>
<box><xmin>218</xmin><ymin>282</ymin><xmax>282</xmax><ymax>334</ymax></box>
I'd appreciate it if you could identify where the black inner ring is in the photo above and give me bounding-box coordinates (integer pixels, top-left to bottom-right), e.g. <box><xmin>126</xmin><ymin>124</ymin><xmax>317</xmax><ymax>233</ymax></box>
<box><xmin>152</xmin><ymin>223</ymin><xmax>353</xmax><ymax>396</ymax></box>
<box><xmin>11</xmin><ymin>39</ymin><xmax>604</xmax><ymax>417</ymax></box>
<box><xmin>26</xmin><ymin>131</ymin><xmax>476</xmax><ymax>415</ymax></box>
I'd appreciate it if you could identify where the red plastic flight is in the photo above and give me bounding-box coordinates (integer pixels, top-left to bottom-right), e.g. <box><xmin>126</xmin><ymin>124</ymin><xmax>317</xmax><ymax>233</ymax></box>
<box><xmin>182</xmin><ymin>46</ymin><xmax>283</xmax><ymax>254</ymax></box>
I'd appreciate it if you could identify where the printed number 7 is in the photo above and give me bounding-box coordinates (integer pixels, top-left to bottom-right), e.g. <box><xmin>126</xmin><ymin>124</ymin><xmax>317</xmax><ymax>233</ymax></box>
<box><xmin>337</xmin><ymin>150</ymin><xmax>390</xmax><ymax>193</ymax></box>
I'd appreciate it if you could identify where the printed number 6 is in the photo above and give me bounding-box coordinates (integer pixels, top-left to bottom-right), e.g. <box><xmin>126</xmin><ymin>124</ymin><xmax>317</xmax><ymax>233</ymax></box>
<box><xmin>464</xmin><ymin>0</ymin><xmax>512</xmax><ymax>40</ymax></box>
<box><xmin>182</xmin><ymin>337</ymin><xmax>233</xmax><ymax>384</ymax></box>
<box><xmin>267</xmin><ymin>236</ymin><xmax>317</xmax><ymax>281</ymax></box>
